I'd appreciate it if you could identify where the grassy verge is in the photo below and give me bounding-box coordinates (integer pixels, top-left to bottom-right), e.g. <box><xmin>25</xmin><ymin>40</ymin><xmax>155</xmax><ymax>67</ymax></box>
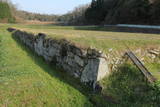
<box><xmin>0</xmin><ymin>25</ymin><xmax>92</xmax><ymax>106</ymax></box>
<box><xmin>99</xmin><ymin>64</ymin><xmax>160</xmax><ymax>106</ymax></box>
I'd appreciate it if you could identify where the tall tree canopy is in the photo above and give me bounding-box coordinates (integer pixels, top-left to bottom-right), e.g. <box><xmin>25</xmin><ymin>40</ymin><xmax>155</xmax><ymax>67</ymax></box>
<box><xmin>85</xmin><ymin>0</ymin><xmax>151</xmax><ymax>25</ymax></box>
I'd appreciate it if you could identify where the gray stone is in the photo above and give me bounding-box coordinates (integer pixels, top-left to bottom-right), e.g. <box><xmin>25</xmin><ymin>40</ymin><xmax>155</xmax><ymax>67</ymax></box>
<box><xmin>81</xmin><ymin>58</ymin><xmax>109</xmax><ymax>84</ymax></box>
<box><xmin>74</xmin><ymin>55</ymin><xmax>84</xmax><ymax>66</ymax></box>
<box><xmin>67</xmin><ymin>52</ymin><xmax>74</xmax><ymax>58</ymax></box>
<box><xmin>97</xmin><ymin>58</ymin><xmax>109</xmax><ymax>81</ymax></box>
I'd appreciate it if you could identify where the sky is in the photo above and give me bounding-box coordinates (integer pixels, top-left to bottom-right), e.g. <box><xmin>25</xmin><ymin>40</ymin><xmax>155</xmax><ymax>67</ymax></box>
<box><xmin>11</xmin><ymin>0</ymin><xmax>91</xmax><ymax>15</ymax></box>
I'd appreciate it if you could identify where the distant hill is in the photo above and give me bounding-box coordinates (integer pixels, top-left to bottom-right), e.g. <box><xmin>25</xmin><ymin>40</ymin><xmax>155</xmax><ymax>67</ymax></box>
<box><xmin>14</xmin><ymin>10</ymin><xmax>58</xmax><ymax>22</ymax></box>
<box><xmin>0</xmin><ymin>1</ymin><xmax>15</xmax><ymax>23</ymax></box>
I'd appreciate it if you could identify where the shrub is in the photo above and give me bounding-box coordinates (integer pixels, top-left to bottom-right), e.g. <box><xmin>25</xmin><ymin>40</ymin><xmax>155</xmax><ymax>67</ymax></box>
<box><xmin>0</xmin><ymin>2</ymin><xmax>15</xmax><ymax>23</ymax></box>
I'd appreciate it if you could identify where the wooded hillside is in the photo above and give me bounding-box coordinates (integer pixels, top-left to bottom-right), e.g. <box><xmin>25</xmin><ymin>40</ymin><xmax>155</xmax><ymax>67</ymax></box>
<box><xmin>15</xmin><ymin>10</ymin><xmax>58</xmax><ymax>22</ymax></box>
<box><xmin>85</xmin><ymin>0</ymin><xmax>160</xmax><ymax>25</ymax></box>
<box><xmin>59</xmin><ymin>0</ymin><xmax>160</xmax><ymax>25</ymax></box>
<box><xmin>1</xmin><ymin>0</ymin><xmax>160</xmax><ymax>25</ymax></box>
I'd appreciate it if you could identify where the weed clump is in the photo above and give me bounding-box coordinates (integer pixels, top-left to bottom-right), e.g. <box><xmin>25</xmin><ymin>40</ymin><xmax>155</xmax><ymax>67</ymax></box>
<box><xmin>99</xmin><ymin>63</ymin><xmax>160</xmax><ymax>106</ymax></box>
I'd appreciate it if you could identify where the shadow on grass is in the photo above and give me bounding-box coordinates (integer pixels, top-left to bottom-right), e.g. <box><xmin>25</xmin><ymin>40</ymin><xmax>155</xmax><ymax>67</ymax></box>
<box><xmin>11</xmin><ymin>33</ymin><xmax>121</xmax><ymax>106</ymax></box>
<box><xmin>26</xmin><ymin>23</ymin><xmax>160</xmax><ymax>34</ymax></box>
<box><xmin>11</xmin><ymin>34</ymin><xmax>92</xmax><ymax>97</ymax></box>
<box><xmin>74</xmin><ymin>26</ymin><xmax>160</xmax><ymax>34</ymax></box>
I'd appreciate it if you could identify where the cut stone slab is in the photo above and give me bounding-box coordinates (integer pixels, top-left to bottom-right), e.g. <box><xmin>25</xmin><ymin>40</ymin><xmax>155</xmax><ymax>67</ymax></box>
<box><xmin>81</xmin><ymin>58</ymin><xmax>109</xmax><ymax>86</ymax></box>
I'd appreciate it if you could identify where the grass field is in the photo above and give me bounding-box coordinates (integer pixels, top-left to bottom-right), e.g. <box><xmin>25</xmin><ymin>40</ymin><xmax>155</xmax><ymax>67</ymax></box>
<box><xmin>4</xmin><ymin>23</ymin><xmax>160</xmax><ymax>79</ymax></box>
<box><xmin>10</xmin><ymin>24</ymin><xmax>160</xmax><ymax>50</ymax></box>
<box><xmin>0</xmin><ymin>24</ymin><xmax>93</xmax><ymax>106</ymax></box>
<box><xmin>0</xmin><ymin>23</ymin><xmax>160</xmax><ymax>106</ymax></box>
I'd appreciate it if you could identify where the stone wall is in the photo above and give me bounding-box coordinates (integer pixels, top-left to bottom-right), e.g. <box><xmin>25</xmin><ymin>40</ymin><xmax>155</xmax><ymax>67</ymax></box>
<box><xmin>10</xmin><ymin>29</ymin><xmax>109</xmax><ymax>89</ymax></box>
<box><xmin>106</xmin><ymin>47</ymin><xmax>160</xmax><ymax>71</ymax></box>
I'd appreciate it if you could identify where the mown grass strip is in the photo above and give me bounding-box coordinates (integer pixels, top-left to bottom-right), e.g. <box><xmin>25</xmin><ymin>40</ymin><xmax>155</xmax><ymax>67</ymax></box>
<box><xmin>0</xmin><ymin>25</ymin><xmax>92</xmax><ymax>107</ymax></box>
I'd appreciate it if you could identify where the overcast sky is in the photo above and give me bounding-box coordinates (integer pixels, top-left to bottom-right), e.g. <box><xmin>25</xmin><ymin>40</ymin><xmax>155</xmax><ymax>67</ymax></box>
<box><xmin>11</xmin><ymin>0</ymin><xmax>91</xmax><ymax>15</ymax></box>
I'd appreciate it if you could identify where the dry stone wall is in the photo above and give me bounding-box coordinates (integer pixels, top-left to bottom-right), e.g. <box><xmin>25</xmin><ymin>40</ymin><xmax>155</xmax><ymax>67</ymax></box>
<box><xmin>105</xmin><ymin>47</ymin><xmax>160</xmax><ymax>71</ymax></box>
<box><xmin>10</xmin><ymin>29</ymin><xmax>109</xmax><ymax>89</ymax></box>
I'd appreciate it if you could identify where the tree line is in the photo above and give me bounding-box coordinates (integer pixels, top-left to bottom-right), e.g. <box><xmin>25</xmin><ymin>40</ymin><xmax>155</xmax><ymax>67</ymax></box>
<box><xmin>59</xmin><ymin>0</ymin><xmax>160</xmax><ymax>25</ymax></box>
<box><xmin>15</xmin><ymin>10</ymin><xmax>58</xmax><ymax>22</ymax></box>
<box><xmin>0</xmin><ymin>0</ymin><xmax>15</xmax><ymax>23</ymax></box>
<box><xmin>1</xmin><ymin>0</ymin><xmax>160</xmax><ymax>25</ymax></box>
<box><xmin>0</xmin><ymin>0</ymin><xmax>58</xmax><ymax>23</ymax></box>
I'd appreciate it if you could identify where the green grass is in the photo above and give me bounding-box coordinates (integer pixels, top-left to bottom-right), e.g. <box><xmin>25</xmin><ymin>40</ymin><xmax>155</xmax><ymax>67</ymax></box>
<box><xmin>100</xmin><ymin>64</ymin><xmax>160</xmax><ymax>106</ymax></box>
<box><xmin>7</xmin><ymin>23</ymin><xmax>160</xmax><ymax>51</ymax></box>
<box><xmin>1</xmin><ymin>23</ymin><xmax>160</xmax><ymax>106</ymax></box>
<box><xmin>0</xmin><ymin>25</ymin><xmax>92</xmax><ymax>106</ymax></box>
<box><xmin>146</xmin><ymin>62</ymin><xmax>160</xmax><ymax>79</ymax></box>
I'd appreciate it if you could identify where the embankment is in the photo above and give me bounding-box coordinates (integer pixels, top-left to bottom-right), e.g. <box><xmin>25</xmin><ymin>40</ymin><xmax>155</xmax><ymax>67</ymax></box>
<box><xmin>9</xmin><ymin>28</ymin><xmax>109</xmax><ymax>89</ymax></box>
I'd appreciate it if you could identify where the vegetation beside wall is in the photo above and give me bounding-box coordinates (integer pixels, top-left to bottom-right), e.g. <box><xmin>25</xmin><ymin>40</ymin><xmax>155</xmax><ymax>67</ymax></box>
<box><xmin>98</xmin><ymin>64</ymin><xmax>160</xmax><ymax>106</ymax></box>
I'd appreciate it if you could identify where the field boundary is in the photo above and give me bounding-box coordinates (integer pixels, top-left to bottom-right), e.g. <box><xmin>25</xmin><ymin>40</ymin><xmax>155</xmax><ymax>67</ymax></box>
<box><xmin>8</xmin><ymin>28</ymin><xmax>109</xmax><ymax>90</ymax></box>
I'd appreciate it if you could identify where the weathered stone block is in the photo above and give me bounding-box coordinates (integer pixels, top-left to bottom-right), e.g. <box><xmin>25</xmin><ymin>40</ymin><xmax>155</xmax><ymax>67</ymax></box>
<box><xmin>81</xmin><ymin>58</ymin><xmax>109</xmax><ymax>88</ymax></box>
<box><xmin>74</xmin><ymin>55</ymin><xmax>84</xmax><ymax>67</ymax></box>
